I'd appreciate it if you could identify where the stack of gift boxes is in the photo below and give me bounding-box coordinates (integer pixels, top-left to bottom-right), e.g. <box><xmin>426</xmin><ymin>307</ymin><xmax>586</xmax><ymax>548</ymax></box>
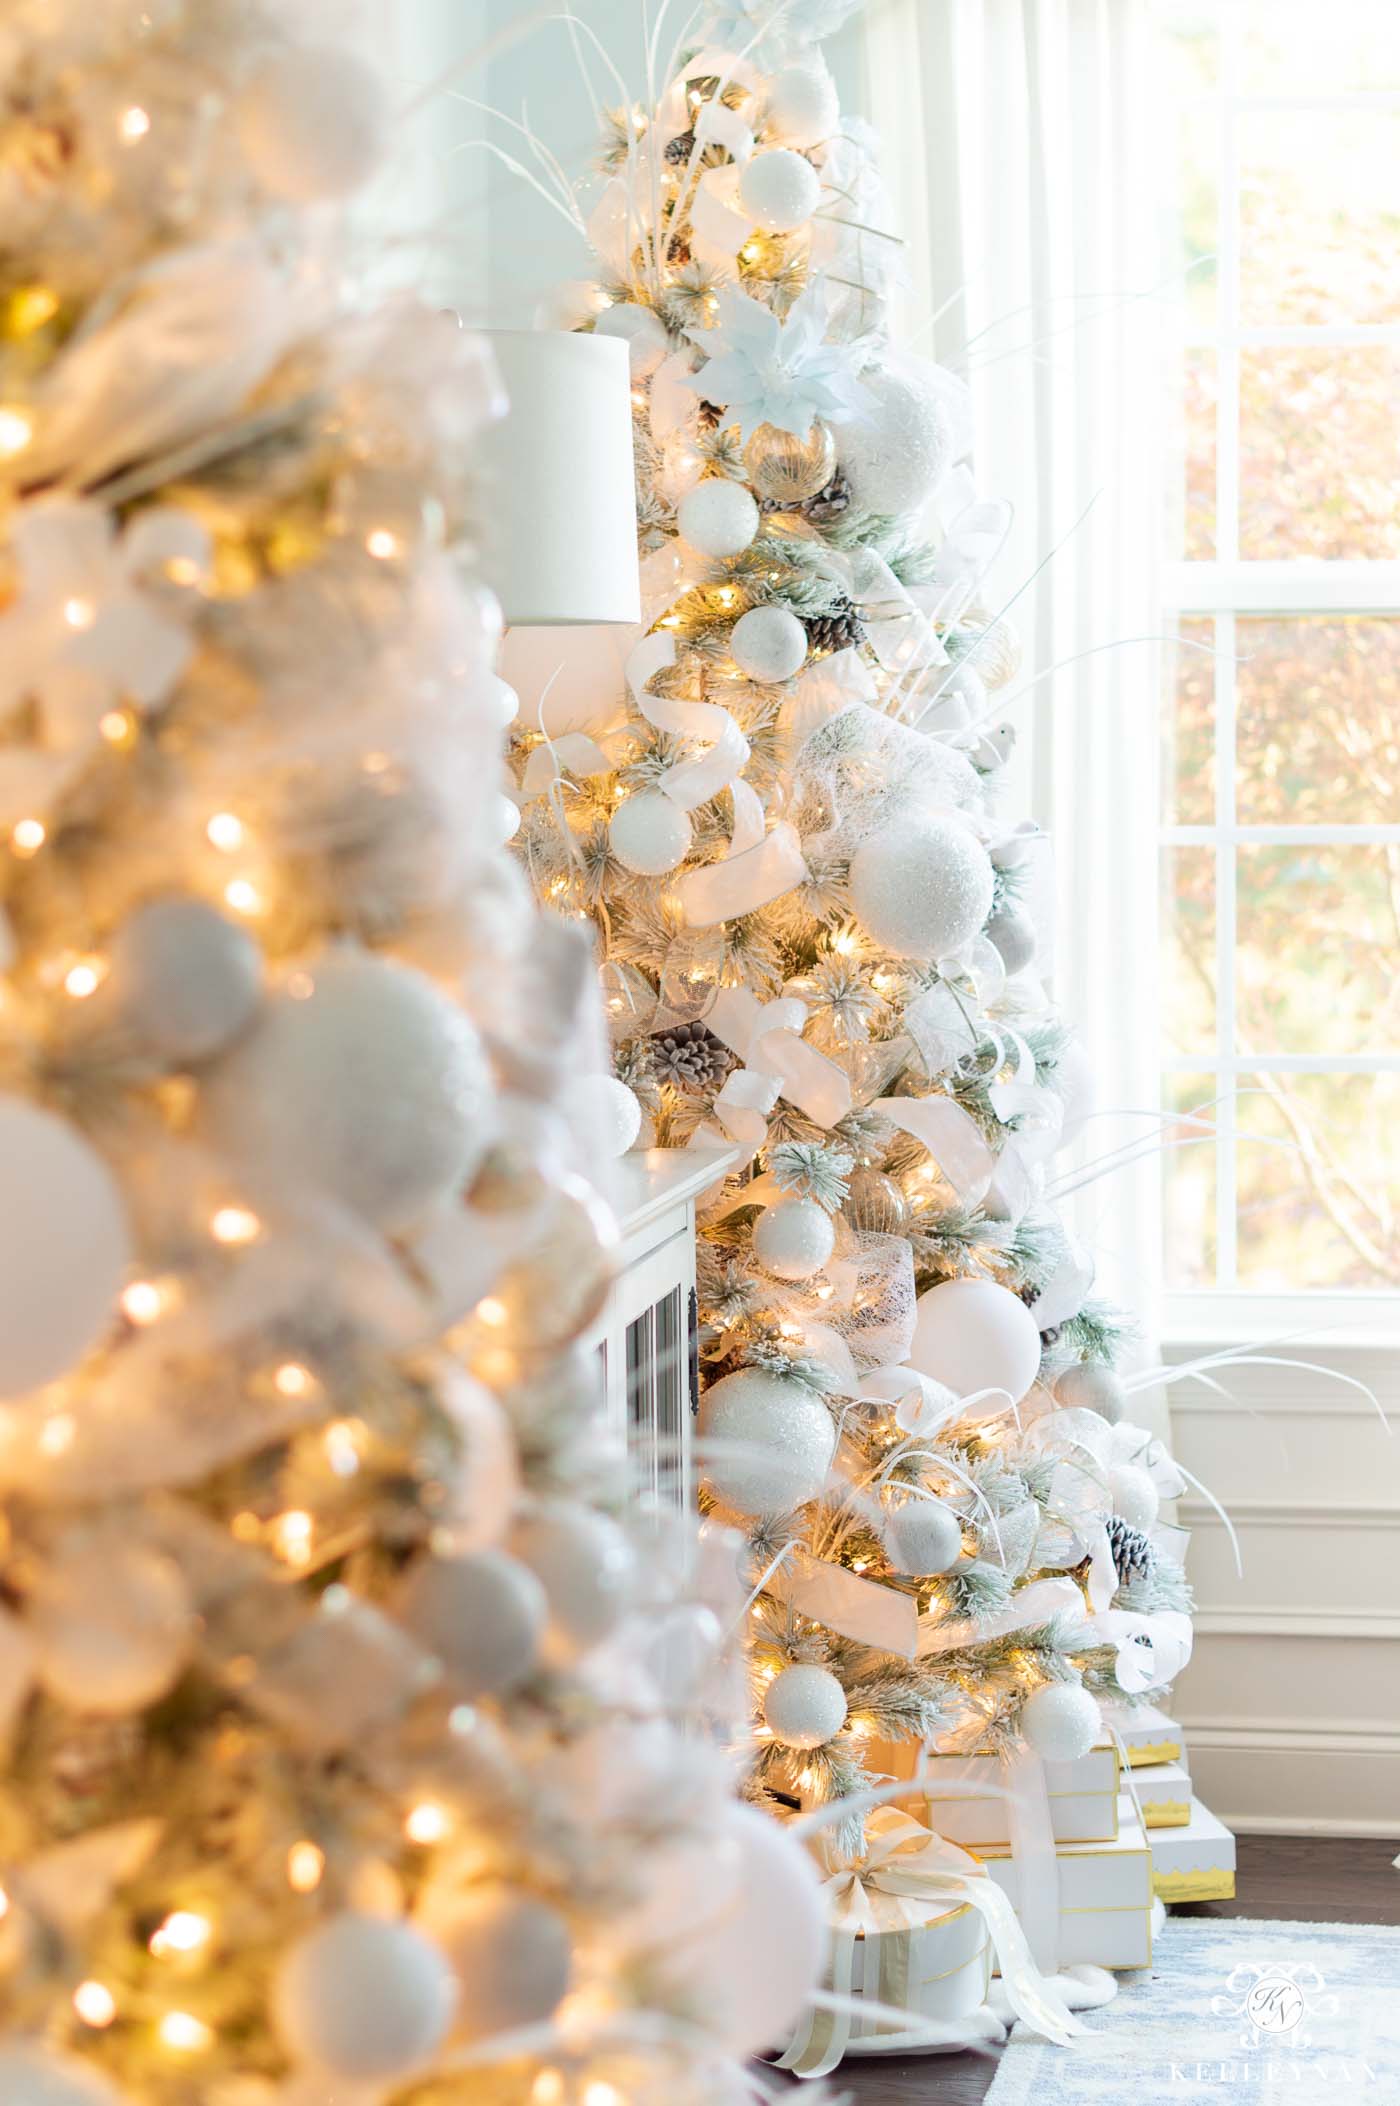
<box><xmin>1103</xmin><ymin>1701</ymin><xmax>1237</xmax><ymax>1908</ymax></box>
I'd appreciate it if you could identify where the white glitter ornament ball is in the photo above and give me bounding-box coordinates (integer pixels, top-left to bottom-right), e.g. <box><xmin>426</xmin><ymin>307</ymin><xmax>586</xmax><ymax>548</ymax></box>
<box><xmin>0</xmin><ymin>2050</ymin><xmax>123</xmax><ymax>2105</ymax></box>
<box><xmin>766</xmin><ymin>63</ymin><xmax>840</xmax><ymax>148</ymax></box>
<box><xmin>885</xmin><ymin>1498</ymin><xmax>963</xmax><ymax>1577</ymax></box>
<box><xmin>563</xmin><ymin>1073</ymin><xmax>642</xmax><ymax>1158</ymax></box>
<box><xmin>730</xmin><ymin>604</ymin><xmax>808</xmax><ymax>683</ymax></box>
<box><xmin>429</xmin><ymin>1885</ymin><xmax>572</xmax><ymax>2044</ymax></box>
<box><xmin>510</xmin><ymin>1501</ymin><xmax>637</xmax><ymax>1662</ymax></box>
<box><xmin>0</xmin><ymin>1097</ymin><xmax>130</xmax><ymax>1398</ymax></box>
<box><xmin>595</xmin><ymin>300</ymin><xmax>669</xmax><ymax>378</ymax></box>
<box><xmin>237</xmin><ymin>46</ymin><xmax>389</xmax><ymax>202</ymax></box>
<box><xmin>738</xmin><ymin>147</ymin><xmax>822</xmax><ymax>232</ymax></box>
<box><xmin>1054</xmin><ymin>1361</ymin><xmax>1126</xmax><ymax>1425</ymax></box>
<box><xmin>910</xmin><ymin>1277</ymin><xmax>1043</xmax><ymax>1412</ymax></box>
<box><xmin>273</xmin><ymin>1913</ymin><xmax>456</xmax><ymax>2080</ymax></box>
<box><xmin>1021</xmin><ymin>1682</ymin><xmax>1102</xmax><ymax>1764</ymax></box>
<box><xmin>681</xmin><ymin>1803</ymin><xmax>826</xmax><ymax>2057</ymax></box>
<box><xmin>753</xmin><ymin>1196</ymin><xmax>834</xmax><ymax>1281</ymax></box>
<box><xmin>1109</xmin><ymin>1461</ymin><xmax>1160</xmax><ymax>1532</ymax></box>
<box><xmin>848</xmin><ymin>816</ymin><xmax>995</xmax><ymax>960</ymax></box>
<box><xmin>986</xmin><ymin>903</ymin><xmax>1037</xmax><ymax>976</ymax></box>
<box><xmin>677</xmin><ymin>478</ymin><xmax>760</xmax><ymax>558</ymax></box>
<box><xmin>30</xmin><ymin>1539</ymin><xmax>193</xmax><ymax>1715</ymax></box>
<box><xmin>699</xmin><ymin>1368</ymin><xmax>836</xmax><ymax>1516</ymax></box>
<box><xmin>111</xmin><ymin>897</ymin><xmax>262</xmax><ymax>1062</ymax></box>
<box><xmin>200</xmin><ymin>951</ymin><xmax>491</xmax><ymax>1234</ymax></box>
<box><xmin>398</xmin><ymin>1549</ymin><xmax>547</xmax><ymax>1696</ymax></box>
<box><xmin>608</xmin><ymin>788</ymin><xmax>692</xmax><ymax>875</ymax></box>
<box><xmin>763</xmin><ymin>1662</ymin><xmax>848</xmax><ymax>1750</ymax></box>
<box><xmin>833</xmin><ymin>359</ymin><xmax>957</xmax><ymax>516</ymax></box>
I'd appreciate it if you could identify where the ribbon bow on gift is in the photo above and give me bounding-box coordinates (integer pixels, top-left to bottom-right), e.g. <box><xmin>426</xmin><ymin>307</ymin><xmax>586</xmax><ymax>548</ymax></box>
<box><xmin>775</xmin><ymin>1806</ymin><xmax>1082</xmax><ymax>2078</ymax></box>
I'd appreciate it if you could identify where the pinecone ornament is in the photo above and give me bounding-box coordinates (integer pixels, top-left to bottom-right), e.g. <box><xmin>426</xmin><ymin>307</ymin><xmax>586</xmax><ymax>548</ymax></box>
<box><xmin>803</xmin><ymin>467</ymin><xmax>853</xmax><ymax>524</ymax></box>
<box><xmin>1106</xmin><ymin>1514</ymin><xmax>1155</xmax><ymax>1585</ymax></box>
<box><xmin>803</xmin><ymin>598</ymin><xmax>866</xmax><ymax>656</ymax></box>
<box><xmin>650</xmin><ymin>1021</ymin><xmax>735</xmax><ymax>1092</ymax></box>
<box><xmin>665</xmin><ymin>127</ymin><xmax>697</xmax><ymax>165</ymax></box>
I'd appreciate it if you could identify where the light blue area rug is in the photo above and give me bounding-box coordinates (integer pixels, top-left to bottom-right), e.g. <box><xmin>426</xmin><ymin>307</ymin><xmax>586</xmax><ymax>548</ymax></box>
<box><xmin>986</xmin><ymin>1919</ymin><xmax>1400</xmax><ymax>2104</ymax></box>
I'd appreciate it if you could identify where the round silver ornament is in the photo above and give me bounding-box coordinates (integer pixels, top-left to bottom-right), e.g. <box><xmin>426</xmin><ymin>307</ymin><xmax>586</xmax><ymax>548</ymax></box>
<box><xmin>272</xmin><ymin>1912</ymin><xmax>456</xmax><ymax>2080</ymax></box>
<box><xmin>848</xmin><ymin>816</ymin><xmax>995</xmax><ymax>961</ymax></box>
<box><xmin>608</xmin><ymin>788</ymin><xmax>692</xmax><ymax>875</ymax></box>
<box><xmin>111</xmin><ymin>896</ymin><xmax>262</xmax><ymax>1062</ymax></box>
<box><xmin>765</xmin><ymin>63</ymin><xmax>840</xmax><ymax>148</ymax></box>
<box><xmin>428</xmin><ymin>1885</ymin><xmax>572</xmax><ymax>2044</ymax></box>
<box><xmin>1108</xmin><ymin>1461</ymin><xmax>1160</xmax><ymax>1532</ymax></box>
<box><xmin>843</xmin><ymin>1168</ymin><xmax>909</xmax><ymax>1235</ymax></box>
<box><xmin>738</xmin><ymin>147</ymin><xmax>821</xmax><ymax>232</ymax></box>
<box><xmin>0</xmin><ymin>2050</ymin><xmax>123</xmax><ymax>2105</ymax></box>
<box><xmin>743</xmin><ymin>419</ymin><xmax>836</xmax><ymax>505</ymax></box>
<box><xmin>833</xmin><ymin>359</ymin><xmax>957</xmax><ymax>517</ymax></box>
<box><xmin>753</xmin><ymin>1195</ymin><xmax>834</xmax><ymax>1281</ymax></box>
<box><xmin>699</xmin><ymin>1367</ymin><xmax>836</xmax><ymax>1516</ymax></box>
<box><xmin>510</xmin><ymin>1501</ymin><xmax>636</xmax><ymax>1662</ymax></box>
<box><xmin>30</xmin><ymin>1537</ymin><xmax>193</xmax><ymax>1716</ymax></box>
<box><xmin>677</xmin><ymin>478</ymin><xmax>760</xmax><ymax>558</ymax></box>
<box><xmin>762</xmin><ymin>1662</ymin><xmax>847</xmax><ymax>1749</ymax></box>
<box><xmin>986</xmin><ymin>904</ymin><xmax>1037</xmax><ymax>976</ymax></box>
<box><xmin>885</xmin><ymin>1498</ymin><xmax>963</xmax><ymax>1577</ymax></box>
<box><xmin>199</xmin><ymin>950</ymin><xmax>492</xmax><ymax>1234</ymax></box>
<box><xmin>1053</xmin><ymin>1361</ymin><xmax>1126</xmax><ymax>1425</ymax></box>
<box><xmin>730</xmin><ymin>604</ymin><xmax>808</xmax><ymax>683</ymax></box>
<box><xmin>1020</xmin><ymin>1682</ymin><xmax>1102</xmax><ymax>1763</ymax></box>
<box><xmin>236</xmin><ymin>46</ymin><xmax>389</xmax><ymax>202</ymax></box>
<box><xmin>595</xmin><ymin>300</ymin><xmax>669</xmax><ymax>378</ymax></box>
<box><xmin>398</xmin><ymin>1548</ymin><xmax>547</xmax><ymax>1697</ymax></box>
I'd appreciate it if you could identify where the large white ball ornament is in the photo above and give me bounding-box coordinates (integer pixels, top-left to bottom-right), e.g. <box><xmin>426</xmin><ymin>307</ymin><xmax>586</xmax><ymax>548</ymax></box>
<box><xmin>199</xmin><ymin>952</ymin><xmax>492</xmax><ymax>1233</ymax></box>
<box><xmin>677</xmin><ymin>479</ymin><xmax>760</xmax><ymax>558</ymax></box>
<box><xmin>236</xmin><ymin>46</ymin><xmax>389</xmax><ymax>202</ymax></box>
<box><xmin>0</xmin><ymin>1098</ymin><xmax>130</xmax><ymax>1398</ymax></box>
<box><xmin>848</xmin><ymin>816</ymin><xmax>995</xmax><ymax>961</ymax></box>
<box><xmin>30</xmin><ymin>1540</ymin><xmax>193</xmax><ymax>1715</ymax></box>
<box><xmin>273</xmin><ymin>1914</ymin><xmax>456</xmax><ymax>2080</ymax></box>
<box><xmin>0</xmin><ymin>2050</ymin><xmax>124</xmax><ymax>2105</ymax></box>
<box><xmin>766</xmin><ymin>63</ymin><xmax>840</xmax><ymax>148</ymax></box>
<box><xmin>738</xmin><ymin>147</ymin><xmax>822</xmax><ymax>233</ymax></box>
<box><xmin>1054</xmin><ymin>1361</ymin><xmax>1126</xmax><ymax>1425</ymax></box>
<box><xmin>1108</xmin><ymin>1462</ymin><xmax>1160</xmax><ymax>1532</ymax></box>
<box><xmin>428</xmin><ymin>1885</ymin><xmax>572</xmax><ymax>2044</ymax></box>
<box><xmin>595</xmin><ymin>300</ymin><xmax>669</xmax><ymax>378</ymax></box>
<box><xmin>562</xmin><ymin>1073</ymin><xmax>642</xmax><ymax>1158</ymax></box>
<box><xmin>608</xmin><ymin>789</ymin><xmax>692</xmax><ymax>876</ymax></box>
<box><xmin>730</xmin><ymin>604</ymin><xmax>808</xmax><ymax>683</ymax></box>
<box><xmin>679</xmin><ymin>1803</ymin><xmax>826</xmax><ymax>2057</ymax></box>
<box><xmin>885</xmin><ymin>1499</ymin><xmax>963</xmax><ymax>1577</ymax></box>
<box><xmin>762</xmin><ymin>1662</ymin><xmax>847</xmax><ymax>1750</ymax></box>
<box><xmin>398</xmin><ymin>1549</ymin><xmax>547</xmax><ymax>1697</ymax></box>
<box><xmin>111</xmin><ymin>897</ymin><xmax>262</xmax><ymax>1061</ymax></box>
<box><xmin>510</xmin><ymin>1501</ymin><xmax>636</xmax><ymax>1662</ymax></box>
<box><xmin>910</xmin><ymin>1277</ymin><xmax>1043</xmax><ymax>1412</ymax></box>
<box><xmin>1020</xmin><ymin>1682</ymin><xmax>1103</xmax><ymax>1764</ymax></box>
<box><xmin>753</xmin><ymin>1196</ymin><xmax>834</xmax><ymax>1282</ymax></box>
<box><xmin>699</xmin><ymin>1368</ymin><xmax>836</xmax><ymax>1516</ymax></box>
<box><xmin>833</xmin><ymin>359</ymin><xmax>957</xmax><ymax>516</ymax></box>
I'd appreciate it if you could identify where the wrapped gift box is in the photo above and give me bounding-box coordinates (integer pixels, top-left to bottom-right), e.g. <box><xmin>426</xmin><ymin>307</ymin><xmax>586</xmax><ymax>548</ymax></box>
<box><xmin>1149</xmin><ymin>1796</ymin><xmax>1236</xmax><ymax>1902</ymax></box>
<box><xmin>865</xmin><ymin>1737</ymin><xmax>1121</xmax><ymax>1849</ymax></box>
<box><xmin>1102</xmin><ymin>1700</ymin><xmax>1183</xmax><ymax>1768</ymax></box>
<box><xmin>1133</xmin><ymin>1756</ymin><xmax>1193</xmax><ymax>1829</ymax></box>
<box><xmin>974</xmin><ymin>1794</ymin><xmax>1154</xmax><ymax>1970</ymax></box>
<box><xmin>843</xmin><ymin>1893</ymin><xmax>991</xmax><ymax>2050</ymax></box>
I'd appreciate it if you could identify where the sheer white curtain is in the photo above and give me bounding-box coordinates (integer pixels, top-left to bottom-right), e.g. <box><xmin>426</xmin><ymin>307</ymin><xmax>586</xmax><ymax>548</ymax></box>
<box><xmin>852</xmin><ymin>0</ymin><xmax>1170</xmax><ymax>1374</ymax></box>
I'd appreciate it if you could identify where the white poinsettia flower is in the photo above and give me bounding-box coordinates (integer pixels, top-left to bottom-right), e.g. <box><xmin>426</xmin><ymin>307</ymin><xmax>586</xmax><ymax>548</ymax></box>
<box><xmin>700</xmin><ymin>0</ymin><xmax>863</xmax><ymax>66</ymax></box>
<box><xmin>683</xmin><ymin>282</ymin><xmax>870</xmax><ymax>442</ymax></box>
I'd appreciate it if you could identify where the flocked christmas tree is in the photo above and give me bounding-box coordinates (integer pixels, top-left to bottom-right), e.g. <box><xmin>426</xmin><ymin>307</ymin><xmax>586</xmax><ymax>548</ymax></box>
<box><xmin>0</xmin><ymin>6</ymin><xmax>834</xmax><ymax>2103</ymax></box>
<box><xmin>508</xmin><ymin>0</ymin><xmax>1196</xmax><ymax>1862</ymax></box>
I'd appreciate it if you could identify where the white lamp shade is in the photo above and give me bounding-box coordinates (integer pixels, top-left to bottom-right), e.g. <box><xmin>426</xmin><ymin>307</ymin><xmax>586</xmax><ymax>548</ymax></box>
<box><xmin>481</xmin><ymin>331</ymin><xmax>641</xmax><ymax>627</ymax></box>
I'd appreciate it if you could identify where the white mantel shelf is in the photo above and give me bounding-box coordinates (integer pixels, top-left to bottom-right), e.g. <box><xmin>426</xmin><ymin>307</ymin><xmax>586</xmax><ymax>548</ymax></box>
<box><xmin>612</xmin><ymin>1143</ymin><xmax>741</xmax><ymax>1251</ymax></box>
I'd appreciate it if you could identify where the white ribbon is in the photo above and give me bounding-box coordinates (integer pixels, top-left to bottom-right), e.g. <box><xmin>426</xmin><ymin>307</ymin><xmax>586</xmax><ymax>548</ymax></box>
<box><xmin>707</xmin><ymin>986</ymin><xmax>850</xmax><ymax>1149</ymax></box>
<box><xmin>917</xmin><ymin>1576</ymin><xmax>1086</xmax><ymax>1660</ymax></box>
<box><xmin>872</xmin><ymin>1094</ymin><xmax>996</xmax><ymax>1206</ymax></box>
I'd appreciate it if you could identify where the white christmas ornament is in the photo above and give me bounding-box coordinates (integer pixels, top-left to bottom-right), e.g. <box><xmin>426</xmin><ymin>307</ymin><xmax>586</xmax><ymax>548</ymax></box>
<box><xmin>594</xmin><ymin>300</ymin><xmax>669</xmax><ymax>378</ymax></box>
<box><xmin>1054</xmin><ymin>1361</ymin><xmax>1126</xmax><ymax>1424</ymax></box>
<box><xmin>833</xmin><ymin>358</ymin><xmax>957</xmax><ymax>516</ymax></box>
<box><xmin>427</xmin><ymin>1885</ymin><xmax>572</xmax><ymax>2044</ymax></box>
<box><xmin>1020</xmin><ymin>1682</ymin><xmax>1103</xmax><ymax>1763</ymax></box>
<box><xmin>30</xmin><ymin>1539</ymin><xmax>193</xmax><ymax>1715</ymax></box>
<box><xmin>848</xmin><ymin>816</ymin><xmax>995</xmax><ymax>961</ymax></box>
<box><xmin>738</xmin><ymin>148</ymin><xmax>822</xmax><ymax>233</ymax></box>
<box><xmin>110</xmin><ymin>896</ymin><xmax>262</xmax><ymax>1062</ymax></box>
<box><xmin>730</xmin><ymin>604</ymin><xmax>807</xmax><ymax>683</ymax></box>
<box><xmin>676</xmin><ymin>478</ymin><xmax>760</xmax><ymax>558</ymax></box>
<box><xmin>753</xmin><ymin>1195</ymin><xmax>834</xmax><ymax>1281</ymax></box>
<box><xmin>762</xmin><ymin>1662</ymin><xmax>847</xmax><ymax>1749</ymax></box>
<box><xmin>510</xmin><ymin>1501</ymin><xmax>636</xmax><ymax>1661</ymax></box>
<box><xmin>199</xmin><ymin>951</ymin><xmax>492</xmax><ymax>1234</ymax></box>
<box><xmin>985</xmin><ymin>904</ymin><xmax>1036</xmax><ymax>977</ymax></box>
<box><xmin>766</xmin><ymin>63</ymin><xmax>840</xmax><ymax>148</ymax></box>
<box><xmin>236</xmin><ymin>46</ymin><xmax>389</xmax><ymax>202</ymax></box>
<box><xmin>1109</xmin><ymin>1462</ymin><xmax>1161</xmax><ymax>1532</ymax></box>
<box><xmin>0</xmin><ymin>1097</ymin><xmax>130</xmax><ymax>1398</ymax></box>
<box><xmin>563</xmin><ymin>1073</ymin><xmax>642</xmax><ymax>1158</ymax></box>
<box><xmin>677</xmin><ymin>1802</ymin><xmax>826</xmax><ymax>2057</ymax></box>
<box><xmin>398</xmin><ymin>1548</ymin><xmax>546</xmax><ymax>1696</ymax></box>
<box><xmin>909</xmin><ymin>1277</ymin><xmax>1042</xmax><ymax>1412</ymax></box>
<box><xmin>273</xmin><ymin>1913</ymin><xmax>456</xmax><ymax>2080</ymax></box>
<box><xmin>608</xmin><ymin>788</ymin><xmax>692</xmax><ymax>875</ymax></box>
<box><xmin>0</xmin><ymin>2050</ymin><xmax>123</xmax><ymax>2105</ymax></box>
<box><xmin>699</xmin><ymin>1367</ymin><xmax>836</xmax><ymax>1515</ymax></box>
<box><xmin>885</xmin><ymin>1498</ymin><xmax>963</xmax><ymax>1577</ymax></box>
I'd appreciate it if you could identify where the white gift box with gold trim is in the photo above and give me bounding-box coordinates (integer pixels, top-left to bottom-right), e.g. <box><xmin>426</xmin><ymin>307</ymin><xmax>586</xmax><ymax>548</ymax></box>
<box><xmin>974</xmin><ymin>1794</ymin><xmax>1154</xmax><ymax>1970</ymax></box>
<box><xmin>844</xmin><ymin>1891</ymin><xmax>992</xmax><ymax>2047</ymax></box>
<box><xmin>1102</xmin><ymin>1700</ymin><xmax>1183</xmax><ymax>1768</ymax></box>
<box><xmin>864</xmin><ymin>1737</ymin><xmax>1121</xmax><ymax>1849</ymax></box>
<box><xmin>1149</xmin><ymin>1796</ymin><xmax>1236</xmax><ymax>1902</ymax></box>
<box><xmin>1134</xmin><ymin>1756</ymin><xmax>1193</xmax><ymax>1829</ymax></box>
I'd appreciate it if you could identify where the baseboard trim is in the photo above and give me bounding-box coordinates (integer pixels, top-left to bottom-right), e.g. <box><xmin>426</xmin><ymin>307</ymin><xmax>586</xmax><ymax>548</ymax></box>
<box><xmin>1192</xmin><ymin>1607</ymin><xmax>1400</xmax><ymax>1640</ymax></box>
<box><xmin>1179</xmin><ymin>1499</ymin><xmax>1400</xmax><ymax>1531</ymax></box>
<box><xmin>1222</xmin><ymin>1812</ymin><xmax>1400</xmax><ymax>1839</ymax></box>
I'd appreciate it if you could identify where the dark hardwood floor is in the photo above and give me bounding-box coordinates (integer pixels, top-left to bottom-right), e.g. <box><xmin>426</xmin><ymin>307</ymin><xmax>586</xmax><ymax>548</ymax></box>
<box><xmin>768</xmin><ymin>1835</ymin><xmax>1400</xmax><ymax>2104</ymax></box>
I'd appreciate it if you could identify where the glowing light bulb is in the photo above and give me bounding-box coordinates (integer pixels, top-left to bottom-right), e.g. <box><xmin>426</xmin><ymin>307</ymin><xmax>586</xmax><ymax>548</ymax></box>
<box><xmin>10</xmin><ymin>818</ymin><xmax>45</xmax><ymax>856</ymax></box>
<box><xmin>120</xmin><ymin>105</ymin><xmax>151</xmax><ymax>141</ymax></box>
<box><xmin>222</xmin><ymin>877</ymin><xmax>262</xmax><ymax>915</ymax></box>
<box><xmin>63</xmin><ymin>596</ymin><xmax>96</xmax><ymax>631</ymax></box>
<box><xmin>100</xmin><ymin>706</ymin><xmax>136</xmax><ymax>746</ymax></box>
<box><xmin>150</xmin><ymin>1910</ymin><xmax>211</xmax><ymax>1957</ymax></box>
<box><xmin>404</xmin><ymin>1801</ymin><xmax>452</xmax><ymax>1845</ymax></box>
<box><xmin>74</xmin><ymin>1981</ymin><xmax>117</xmax><ymax>2028</ymax></box>
<box><xmin>64</xmin><ymin>956</ymin><xmax>105</xmax><ymax>999</ymax></box>
<box><xmin>476</xmin><ymin>1296</ymin><xmax>508</xmax><ymax>1328</ymax></box>
<box><xmin>323</xmin><ymin>1419</ymin><xmax>363</xmax><ymax>1477</ymax></box>
<box><xmin>287</xmin><ymin>1840</ymin><xmax>325</xmax><ymax>1893</ymax></box>
<box><xmin>273</xmin><ymin>1360</ymin><xmax>316</xmax><ymax>1400</ymax></box>
<box><xmin>159</xmin><ymin>2012</ymin><xmax>212</xmax><ymax>2053</ymax></box>
<box><xmin>211</xmin><ymin>1205</ymin><xmax>261</xmax><ymax>1246</ymax></box>
<box><xmin>365</xmin><ymin>528</ymin><xmax>399</xmax><ymax>560</ymax></box>
<box><xmin>272</xmin><ymin>1510</ymin><xmax>314</xmax><ymax>1566</ymax></box>
<box><xmin>165</xmin><ymin>554</ymin><xmax>201</xmax><ymax>586</ymax></box>
<box><xmin>0</xmin><ymin>1886</ymin><xmax>8</xmax><ymax>1920</ymax></box>
<box><xmin>39</xmin><ymin>1414</ymin><xmax>75</xmax><ymax>1456</ymax></box>
<box><xmin>206</xmin><ymin>811</ymin><xmax>244</xmax><ymax>851</ymax></box>
<box><xmin>583</xmin><ymin>2087</ymin><xmax>624</xmax><ymax>2106</ymax></box>
<box><xmin>532</xmin><ymin>2075</ymin><xmax>566</xmax><ymax>2106</ymax></box>
<box><xmin>121</xmin><ymin>1280</ymin><xmax>165</xmax><ymax>1325</ymax></box>
<box><xmin>0</xmin><ymin>407</ymin><xmax>33</xmax><ymax>457</ymax></box>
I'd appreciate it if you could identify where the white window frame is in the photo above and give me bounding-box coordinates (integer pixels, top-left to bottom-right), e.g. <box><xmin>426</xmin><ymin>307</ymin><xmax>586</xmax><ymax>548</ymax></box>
<box><xmin>1160</xmin><ymin>15</ymin><xmax>1400</xmax><ymax>1341</ymax></box>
